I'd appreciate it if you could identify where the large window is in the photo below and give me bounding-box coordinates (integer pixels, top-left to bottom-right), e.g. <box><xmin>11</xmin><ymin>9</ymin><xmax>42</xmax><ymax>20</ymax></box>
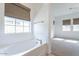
<box><xmin>5</xmin><ymin>16</ymin><xmax>31</xmax><ymax>34</ymax></box>
<box><xmin>5</xmin><ymin>3</ymin><xmax>31</xmax><ymax>34</ymax></box>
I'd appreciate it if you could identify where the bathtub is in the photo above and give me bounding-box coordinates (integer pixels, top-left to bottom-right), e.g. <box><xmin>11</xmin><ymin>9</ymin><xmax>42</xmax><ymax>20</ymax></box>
<box><xmin>0</xmin><ymin>39</ymin><xmax>41</xmax><ymax>56</ymax></box>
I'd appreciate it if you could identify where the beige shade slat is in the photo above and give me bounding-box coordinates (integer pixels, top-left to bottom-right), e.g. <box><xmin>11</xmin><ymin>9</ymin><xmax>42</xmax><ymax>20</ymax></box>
<box><xmin>63</xmin><ymin>19</ymin><xmax>71</xmax><ymax>25</ymax></box>
<box><xmin>5</xmin><ymin>3</ymin><xmax>30</xmax><ymax>21</ymax></box>
<box><xmin>73</xmin><ymin>18</ymin><xmax>79</xmax><ymax>25</ymax></box>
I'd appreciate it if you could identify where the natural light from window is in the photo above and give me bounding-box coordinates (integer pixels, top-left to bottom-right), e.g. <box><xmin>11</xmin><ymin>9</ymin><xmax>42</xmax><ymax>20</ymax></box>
<box><xmin>62</xmin><ymin>18</ymin><xmax>79</xmax><ymax>31</ymax></box>
<box><xmin>53</xmin><ymin>38</ymin><xmax>78</xmax><ymax>44</ymax></box>
<box><xmin>65</xmin><ymin>40</ymin><xmax>79</xmax><ymax>43</ymax></box>
<box><xmin>62</xmin><ymin>25</ymin><xmax>71</xmax><ymax>31</ymax></box>
<box><xmin>53</xmin><ymin>38</ymin><xmax>64</xmax><ymax>41</ymax></box>
<box><xmin>73</xmin><ymin>25</ymin><xmax>79</xmax><ymax>31</ymax></box>
<box><xmin>5</xmin><ymin>16</ymin><xmax>31</xmax><ymax>34</ymax></box>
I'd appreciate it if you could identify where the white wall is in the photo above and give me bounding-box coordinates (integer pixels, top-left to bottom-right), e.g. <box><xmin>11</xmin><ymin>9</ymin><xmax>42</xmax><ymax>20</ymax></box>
<box><xmin>54</xmin><ymin>12</ymin><xmax>79</xmax><ymax>40</ymax></box>
<box><xmin>33</xmin><ymin>4</ymin><xmax>49</xmax><ymax>43</ymax></box>
<box><xmin>0</xmin><ymin>3</ymin><xmax>4</xmax><ymax>35</ymax></box>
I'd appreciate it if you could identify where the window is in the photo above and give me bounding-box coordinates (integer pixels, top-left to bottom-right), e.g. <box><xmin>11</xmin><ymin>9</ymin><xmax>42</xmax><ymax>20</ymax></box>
<box><xmin>73</xmin><ymin>25</ymin><xmax>79</xmax><ymax>31</ymax></box>
<box><xmin>5</xmin><ymin>16</ymin><xmax>31</xmax><ymax>34</ymax></box>
<box><xmin>5</xmin><ymin>16</ymin><xmax>15</xmax><ymax>33</ymax></box>
<box><xmin>62</xmin><ymin>25</ymin><xmax>71</xmax><ymax>31</ymax></box>
<box><xmin>16</xmin><ymin>19</ymin><xmax>24</xmax><ymax>33</ymax></box>
<box><xmin>5</xmin><ymin>3</ymin><xmax>31</xmax><ymax>34</ymax></box>
<box><xmin>24</xmin><ymin>21</ymin><xmax>31</xmax><ymax>32</ymax></box>
<box><xmin>62</xmin><ymin>18</ymin><xmax>79</xmax><ymax>32</ymax></box>
<box><xmin>73</xmin><ymin>18</ymin><xmax>79</xmax><ymax>31</ymax></box>
<box><xmin>62</xmin><ymin>19</ymin><xmax>71</xmax><ymax>31</ymax></box>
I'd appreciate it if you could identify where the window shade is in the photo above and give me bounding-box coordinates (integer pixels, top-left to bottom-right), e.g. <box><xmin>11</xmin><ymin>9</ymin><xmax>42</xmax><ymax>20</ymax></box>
<box><xmin>63</xmin><ymin>19</ymin><xmax>71</xmax><ymax>25</ymax></box>
<box><xmin>5</xmin><ymin>3</ymin><xmax>31</xmax><ymax>21</ymax></box>
<box><xmin>73</xmin><ymin>18</ymin><xmax>79</xmax><ymax>25</ymax></box>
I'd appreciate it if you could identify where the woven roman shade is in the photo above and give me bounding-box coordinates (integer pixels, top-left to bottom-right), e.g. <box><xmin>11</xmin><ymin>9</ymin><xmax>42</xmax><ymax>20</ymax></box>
<box><xmin>73</xmin><ymin>18</ymin><xmax>79</xmax><ymax>25</ymax></box>
<box><xmin>63</xmin><ymin>19</ymin><xmax>71</xmax><ymax>25</ymax></box>
<box><xmin>5</xmin><ymin>3</ymin><xmax>30</xmax><ymax>21</ymax></box>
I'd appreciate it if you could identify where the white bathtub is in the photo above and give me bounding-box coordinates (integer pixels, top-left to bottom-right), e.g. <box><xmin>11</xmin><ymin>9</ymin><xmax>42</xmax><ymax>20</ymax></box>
<box><xmin>0</xmin><ymin>39</ymin><xmax>41</xmax><ymax>56</ymax></box>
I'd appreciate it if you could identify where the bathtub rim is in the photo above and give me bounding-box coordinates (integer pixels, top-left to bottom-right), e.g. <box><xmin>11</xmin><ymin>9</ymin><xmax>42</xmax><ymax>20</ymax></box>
<box><xmin>12</xmin><ymin>42</ymin><xmax>47</xmax><ymax>56</ymax></box>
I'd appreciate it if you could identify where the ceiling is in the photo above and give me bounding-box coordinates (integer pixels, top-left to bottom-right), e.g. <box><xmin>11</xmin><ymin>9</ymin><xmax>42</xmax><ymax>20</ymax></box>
<box><xmin>21</xmin><ymin>3</ymin><xmax>79</xmax><ymax>18</ymax></box>
<box><xmin>51</xmin><ymin>3</ymin><xmax>79</xmax><ymax>17</ymax></box>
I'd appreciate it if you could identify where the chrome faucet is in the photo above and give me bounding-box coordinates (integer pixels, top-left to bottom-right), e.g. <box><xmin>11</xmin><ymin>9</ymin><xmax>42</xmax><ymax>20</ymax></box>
<box><xmin>36</xmin><ymin>39</ymin><xmax>42</xmax><ymax>44</ymax></box>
